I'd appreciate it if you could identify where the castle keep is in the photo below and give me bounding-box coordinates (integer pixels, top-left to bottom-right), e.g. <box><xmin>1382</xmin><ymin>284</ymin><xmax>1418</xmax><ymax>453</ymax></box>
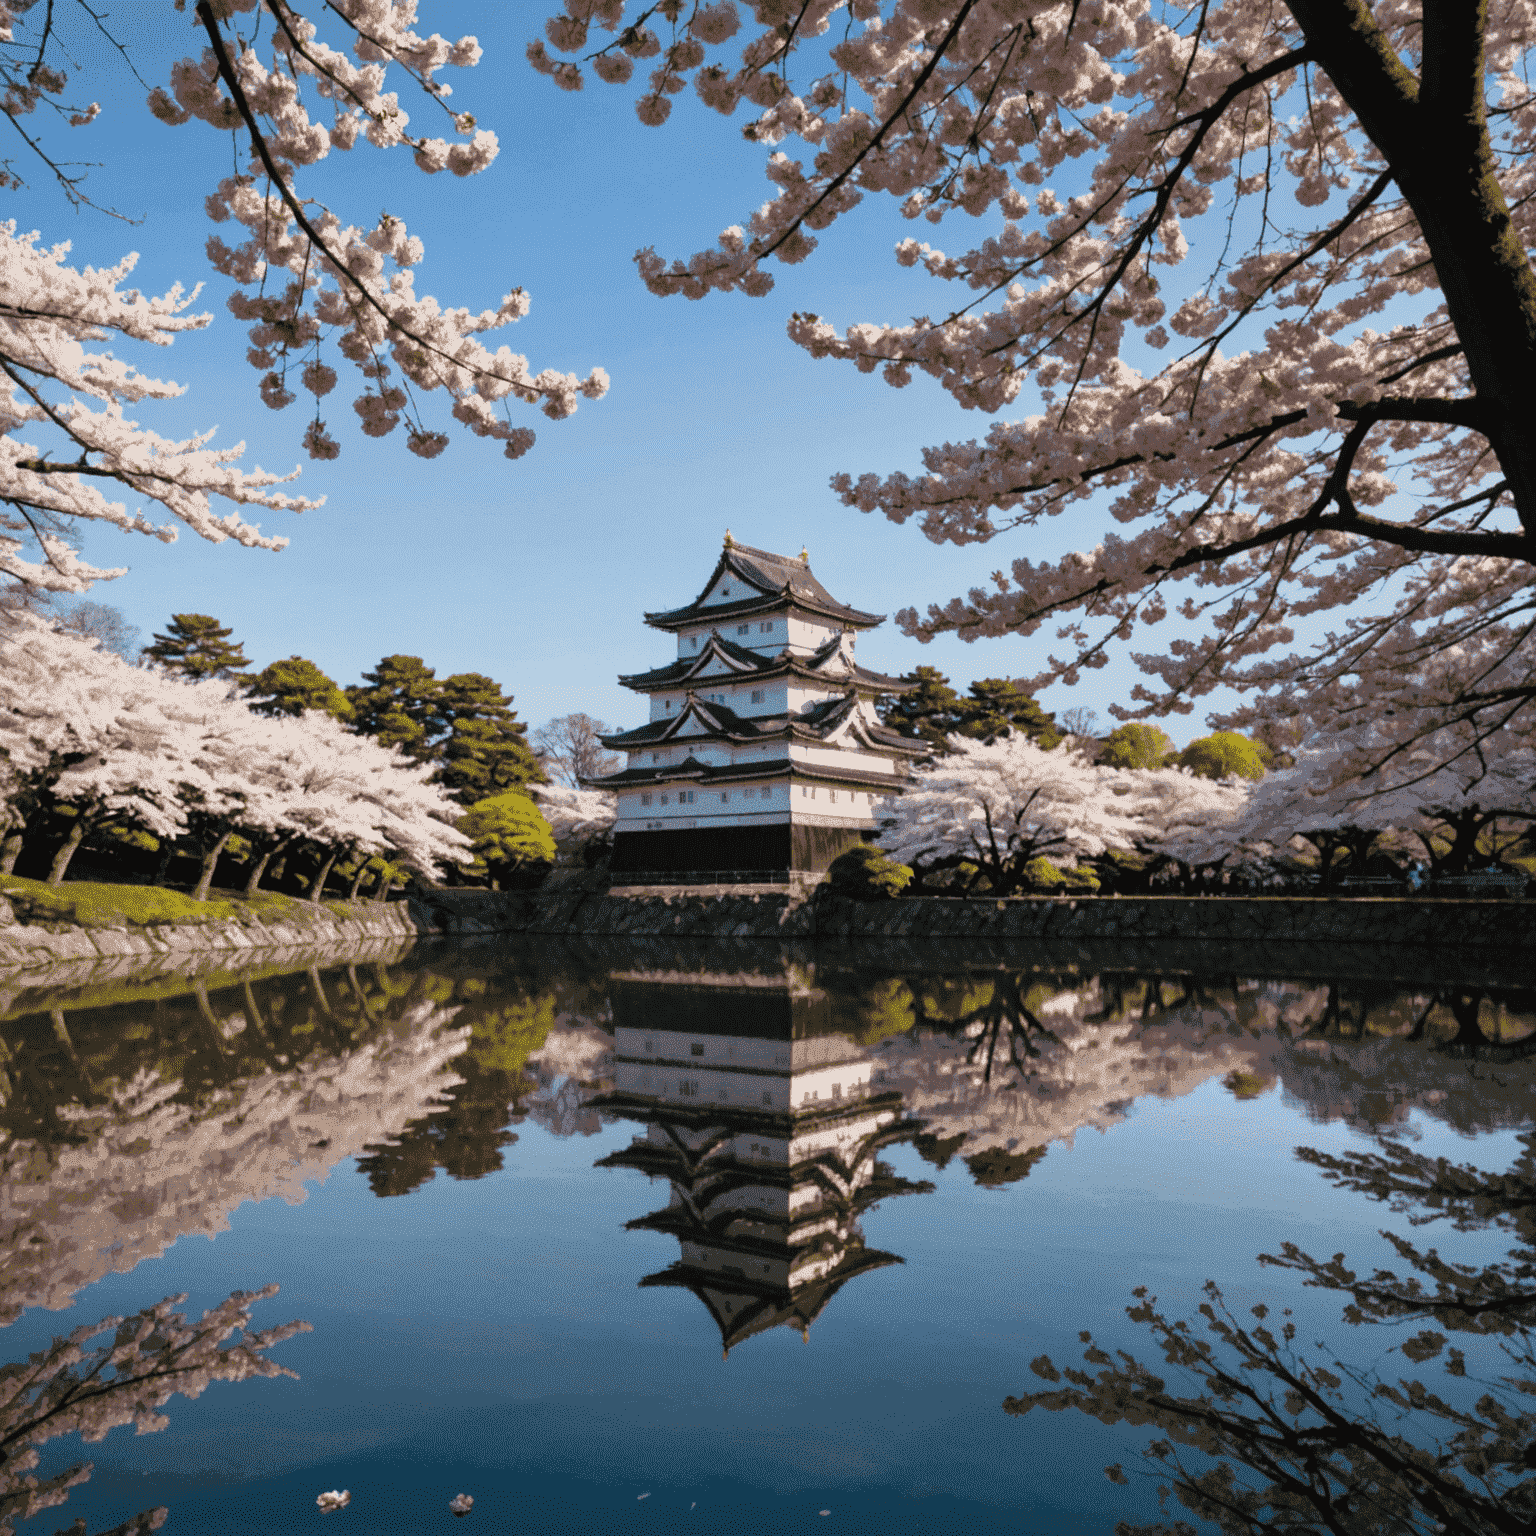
<box><xmin>593</xmin><ymin>536</ymin><xmax>921</xmax><ymax>879</ymax></box>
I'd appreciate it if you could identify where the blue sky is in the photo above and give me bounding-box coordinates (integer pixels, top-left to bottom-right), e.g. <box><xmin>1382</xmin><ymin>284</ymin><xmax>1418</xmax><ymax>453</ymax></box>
<box><xmin>13</xmin><ymin>3</ymin><xmax>1216</xmax><ymax>743</ymax></box>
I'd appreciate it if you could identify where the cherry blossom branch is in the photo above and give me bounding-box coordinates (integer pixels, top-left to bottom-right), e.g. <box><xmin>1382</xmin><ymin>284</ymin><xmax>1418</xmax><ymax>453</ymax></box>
<box><xmin>749</xmin><ymin>0</ymin><xmax>983</xmax><ymax>270</ymax></box>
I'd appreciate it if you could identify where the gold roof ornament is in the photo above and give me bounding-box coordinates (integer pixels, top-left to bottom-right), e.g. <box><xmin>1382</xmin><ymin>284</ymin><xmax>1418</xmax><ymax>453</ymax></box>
<box><xmin>799</xmin><ymin>545</ymin><xmax>810</xmax><ymax>564</ymax></box>
<box><xmin>723</xmin><ymin>528</ymin><xmax>734</xmax><ymax>547</ymax></box>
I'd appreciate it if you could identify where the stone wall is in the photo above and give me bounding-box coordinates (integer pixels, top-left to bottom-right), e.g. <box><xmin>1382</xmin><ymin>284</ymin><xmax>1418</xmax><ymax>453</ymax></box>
<box><xmin>4</xmin><ymin>883</ymin><xmax>1529</xmax><ymax>979</ymax></box>
<box><xmin>413</xmin><ymin>884</ymin><xmax>1535</xmax><ymax>951</ymax></box>
<box><xmin>0</xmin><ymin>895</ymin><xmax>417</xmax><ymax>977</ymax></box>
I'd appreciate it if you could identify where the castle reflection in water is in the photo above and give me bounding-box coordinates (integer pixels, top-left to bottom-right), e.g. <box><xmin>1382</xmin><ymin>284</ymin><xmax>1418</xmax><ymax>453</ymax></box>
<box><xmin>592</xmin><ymin>966</ymin><xmax>933</xmax><ymax>1353</ymax></box>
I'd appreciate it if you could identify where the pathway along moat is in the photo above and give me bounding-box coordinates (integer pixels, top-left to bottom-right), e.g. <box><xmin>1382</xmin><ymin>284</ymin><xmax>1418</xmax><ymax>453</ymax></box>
<box><xmin>2</xmin><ymin>935</ymin><xmax>1532</xmax><ymax>1534</ymax></box>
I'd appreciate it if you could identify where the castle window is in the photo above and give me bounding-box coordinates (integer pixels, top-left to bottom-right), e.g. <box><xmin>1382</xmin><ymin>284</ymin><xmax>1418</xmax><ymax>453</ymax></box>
<box><xmin>679</xmin><ymin>1079</ymin><xmax>698</xmax><ymax>1097</ymax></box>
<box><xmin>761</xmin><ymin>787</ymin><xmax>771</xmax><ymax>799</ymax></box>
<box><xmin>690</xmin><ymin>1043</ymin><xmax>704</xmax><ymax>1057</ymax></box>
<box><xmin>737</xmin><ymin>624</ymin><xmax>749</xmax><ymax>635</ymax></box>
<box><xmin>720</xmin><ymin>791</ymin><xmax>728</xmax><ymax>802</ymax></box>
<box><xmin>641</xmin><ymin>792</ymin><xmax>652</xmax><ymax>806</ymax></box>
<box><xmin>830</xmin><ymin>790</ymin><xmax>838</xmax><ymax>802</ymax></box>
<box><xmin>760</xmin><ymin>621</ymin><xmax>773</xmax><ymax>632</ymax></box>
<box><xmin>660</xmin><ymin>793</ymin><xmax>668</xmax><ymax>804</ymax></box>
<box><xmin>762</xmin><ymin>1090</ymin><xmax>773</xmax><ymax>1106</ymax></box>
<box><xmin>750</xmin><ymin>688</ymin><xmax>764</xmax><ymax>703</ymax></box>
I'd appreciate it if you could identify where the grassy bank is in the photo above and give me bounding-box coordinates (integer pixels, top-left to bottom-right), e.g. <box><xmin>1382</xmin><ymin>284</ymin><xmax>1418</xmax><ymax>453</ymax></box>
<box><xmin>0</xmin><ymin>875</ymin><xmax>377</xmax><ymax>931</ymax></box>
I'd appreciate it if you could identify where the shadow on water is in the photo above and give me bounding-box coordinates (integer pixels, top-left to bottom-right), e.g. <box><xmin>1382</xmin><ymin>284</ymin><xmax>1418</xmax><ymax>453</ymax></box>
<box><xmin>0</xmin><ymin>932</ymin><xmax>1532</xmax><ymax>1533</ymax></box>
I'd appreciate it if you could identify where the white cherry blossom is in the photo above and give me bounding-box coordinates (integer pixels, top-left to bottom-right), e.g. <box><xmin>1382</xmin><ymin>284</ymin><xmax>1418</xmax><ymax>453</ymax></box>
<box><xmin>540</xmin><ymin>3</ymin><xmax>1536</xmax><ymax>758</ymax></box>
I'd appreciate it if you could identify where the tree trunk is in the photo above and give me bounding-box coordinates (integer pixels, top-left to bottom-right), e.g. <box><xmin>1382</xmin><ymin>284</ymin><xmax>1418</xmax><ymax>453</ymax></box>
<box><xmin>193</xmin><ymin>829</ymin><xmax>234</xmax><ymax>902</ymax></box>
<box><xmin>348</xmin><ymin>862</ymin><xmax>370</xmax><ymax>899</ymax></box>
<box><xmin>152</xmin><ymin>837</ymin><xmax>177</xmax><ymax>887</ymax></box>
<box><xmin>371</xmin><ymin>873</ymin><xmax>395</xmax><ymax>904</ymax></box>
<box><xmin>1286</xmin><ymin>2</ymin><xmax>1536</xmax><ymax>535</ymax></box>
<box><xmin>244</xmin><ymin>844</ymin><xmax>277</xmax><ymax>894</ymax></box>
<box><xmin>308</xmin><ymin>849</ymin><xmax>338</xmax><ymax>904</ymax></box>
<box><xmin>47</xmin><ymin>817</ymin><xmax>88</xmax><ymax>885</ymax></box>
<box><xmin>0</xmin><ymin>828</ymin><xmax>23</xmax><ymax>875</ymax></box>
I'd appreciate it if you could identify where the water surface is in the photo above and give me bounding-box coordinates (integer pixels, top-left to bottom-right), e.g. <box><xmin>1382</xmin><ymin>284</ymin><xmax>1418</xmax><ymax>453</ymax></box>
<box><xmin>2</xmin><ymin>935</ymin><xmax>1531</xmax><ymax>1533</ymax></box>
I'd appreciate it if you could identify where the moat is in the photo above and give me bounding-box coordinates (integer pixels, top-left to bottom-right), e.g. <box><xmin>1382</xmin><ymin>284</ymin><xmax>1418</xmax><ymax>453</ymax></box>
<box><xmin>2</xmin><ymin>934</ymin><xmax>1531</xmax><ymax>1534</ymax></box>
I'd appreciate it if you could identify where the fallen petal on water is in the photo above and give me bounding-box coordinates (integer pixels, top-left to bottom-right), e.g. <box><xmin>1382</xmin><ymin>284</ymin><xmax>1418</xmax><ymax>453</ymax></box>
<box><xmin>316</xmin><ymin>1490</ymin><xmax>351</xmax><ymax>1512</ymax></box>
<box><xmin>449</xmin><ymin>1493</ymin><xmax>474</xmax><ymax>1517</ymax></box>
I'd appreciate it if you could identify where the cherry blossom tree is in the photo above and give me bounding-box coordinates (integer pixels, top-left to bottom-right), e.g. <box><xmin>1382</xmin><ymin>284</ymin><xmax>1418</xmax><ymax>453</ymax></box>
<box><xmin>529</xmin><ymin>782</ymin><xmax>616</xmax><ymax>861</ymax></box>
<box><xmin>0</xmin><ymin>615</ymin><xmax>470</xmax><ymax>891</ymax></box>
<box><xmin>537</xmin><ymin>2</ymin><xmax>1536</xmax><ymax>762</ymax></box>
<box><xmin>1234</xmin><ymin>734</ymin><xmax>1536</xmax><ymax>884</ymax></box>
<box><xmin>1</xmin><ymin>1</ymin><xmax>608</xmax><ymax>593</ymax></box>
<box><xmin>0</xmin><ymin>611</ymin><xmax>162</xmax><ymax>875</ymax></box>
<box><xmin>1126</xmin><ymin>765</ymin><xmax>1254</xmax><ymax>888</ymax></box>
<box><xmin>877</xmin><ymin>733</ymin><xmax>1144</xmax><ymax>893</ymax></box>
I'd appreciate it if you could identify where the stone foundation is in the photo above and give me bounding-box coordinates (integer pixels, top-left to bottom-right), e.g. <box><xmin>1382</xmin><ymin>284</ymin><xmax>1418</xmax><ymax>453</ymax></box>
<box><xmin>3</xmin><ymin>885</ymin><xmax>1530</xmax><ymax>979</ymax></box>
<box><xmin>0</xmin><ymin>896</ymin><xmax>417</xmax><ymax>978</ymax></box>
<box><xmin>413</xmin><ymin>885</ymin><xmax>1535</xmax><ymax>952</ymax></box>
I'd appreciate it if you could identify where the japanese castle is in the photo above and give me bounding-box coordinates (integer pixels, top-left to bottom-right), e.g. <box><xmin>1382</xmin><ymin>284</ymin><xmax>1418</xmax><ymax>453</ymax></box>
<box><xmin>594</xmin><ymin>535</ymin><xmax>922</xmax><ymax>878</ymax></box>
<box><xmin>593</xmin><ymin>963</ymin><xmax>931</xmax><ymax>1353</ymax></box>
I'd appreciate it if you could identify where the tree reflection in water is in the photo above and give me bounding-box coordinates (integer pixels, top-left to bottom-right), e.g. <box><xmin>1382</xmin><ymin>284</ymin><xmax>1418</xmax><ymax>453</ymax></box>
<box><xmin>2</xmin><ymin>937</ymin><xmax>1533</xmax><ymax>1530</ymax></box>
<box><xmin>1007</xmin><ymin>1111</ymin><xmax>1536</xmax><ymax>1534</ymax></box>
<box><xmin>0</xmin><ymin>943</ymin><xmax>604</xmax><ymax>1536</ymax></box>
<box><xmin>0</xmin><ymin>1287</ymin><xmax>306</xmax><ymax>1536</ymax></box>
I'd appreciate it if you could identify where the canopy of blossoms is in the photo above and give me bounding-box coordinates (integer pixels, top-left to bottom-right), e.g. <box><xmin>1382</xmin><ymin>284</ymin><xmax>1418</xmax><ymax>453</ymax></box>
<box><xmin>536</xmin><ymin>2</ymin><xmax>1536</xmax><ymax>761</ymax></box>
<box><xmin>0</xmin><ymin>0</ymin><xmax>609</xmax><ymax>591</ymax></box>
<box><xmin>0</xmin><ymin>615</ymin><xmax>470</xmax><ymax>890</ymax></box>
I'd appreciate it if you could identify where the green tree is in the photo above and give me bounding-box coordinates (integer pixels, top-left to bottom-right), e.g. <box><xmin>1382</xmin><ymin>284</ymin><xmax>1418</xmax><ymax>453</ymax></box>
<box><xmin>877</xmin><ymin>665</ymin><xmax>967</xmax><ymax>751</ymax></box>
<box><xmin>826</xmin><ymin>843</ymin><xmax>913</xmax><ymax>900</ymax></box>
<box><xmin>245</xmin><ymin>656</ymin><xmax>354</xmax><ymax>720</ymax></box>
<box><xmin>345</xmin><ymin>655</ymin><xmax>445</xmax><ymax>761</ymax></box>
<box><xmin>1177</xmin><ymin>731</ymin><xmax>1268</xmax><ymax>782</ymax></box>
<box><xmin>144</xmin><ymin>614</ymin><xmax>250</xmax><ymax>681</ymax></box>
<box><xmin>1100</xmin><ymin>722</ymin><xmax>1176</xmax><ymax>770</ymax></box>
<box><xmin>458</xmin><ymin>793</ymin><xmax>555</xmax><ymax>888</ymax></box>
<box><xmin>957</xmin><ymin>679</ymin><xmax>1061</xmax><ymax>749</ymax></box>
<box><xmin>435</xmin><ymin>672</ymin><xmax>543</xmax><ymax>806</ymax></box>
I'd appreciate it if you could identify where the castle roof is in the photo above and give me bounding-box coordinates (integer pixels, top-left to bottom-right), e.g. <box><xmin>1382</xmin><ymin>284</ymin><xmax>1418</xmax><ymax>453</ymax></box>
<box><xmin>597</xmin><ymin>689</ymin><xmax>921</xmax><ymax>757</ymax></box>
<box><xmin>619</xmin><ymin>629</ymin><xmax>915</xmax><ymax>695</ymax></box>
<box><xmin>644</xmin><ymin>542</ymin><xmax>884</xmax><ymax>632</ymax></box>
<box><xmin>589</xmin><ymin>698</ymin><xmax>922</xmax><ymax>792</ymax></box>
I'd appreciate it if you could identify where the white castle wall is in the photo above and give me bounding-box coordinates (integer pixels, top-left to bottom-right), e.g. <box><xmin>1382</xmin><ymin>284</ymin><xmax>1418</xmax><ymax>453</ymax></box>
<box><xmin>676</xmin><ymin>615</ymin><xmax>786</xmax><ymax>659</ymax></box>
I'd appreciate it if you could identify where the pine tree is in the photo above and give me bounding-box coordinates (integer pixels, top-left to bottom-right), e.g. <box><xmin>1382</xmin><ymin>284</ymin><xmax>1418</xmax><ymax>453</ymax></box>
<box><xmin>877</xmin><ymin>666</ymin><xmax>967</xmax><ymax>753</ymax></box>
<box><xmin>957</xmin><ymin>679</ymin><xmax>1061</xmax><ymax>749</ymax></box>
<box><xmin>435</xmin><ymin>673</ymin><xmax>544</xmax><ymax>805</ymax></box>
<box><xmin>144</xmin><ymin>614</ymin><xmax>251</xmax><ymax>681</ymax></box>
<box><xmin>345</xmin><ymin>655</ymin><xmax>444</xmax><ymax>762</ymax></box>
<box><xmin>246</xmin><ymin>656</ymin><xmax>354</xmax><ymax>720</ymax></box>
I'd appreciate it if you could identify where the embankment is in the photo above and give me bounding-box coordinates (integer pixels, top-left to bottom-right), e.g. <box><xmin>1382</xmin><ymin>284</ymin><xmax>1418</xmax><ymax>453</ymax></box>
<box><xmin>413</xmin><ymin>884</ymin><xmax>1534</xmax><ymax>949</ymax></box>
<box><xmin>0</xmin><ymin>886</ymin><xmax>417</xmax><ymax>979</ymax></box>
<box><xmin>3</xmin><ymin>877</ymin><xmax>1530</xmax><ymax>981</ymax></box>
